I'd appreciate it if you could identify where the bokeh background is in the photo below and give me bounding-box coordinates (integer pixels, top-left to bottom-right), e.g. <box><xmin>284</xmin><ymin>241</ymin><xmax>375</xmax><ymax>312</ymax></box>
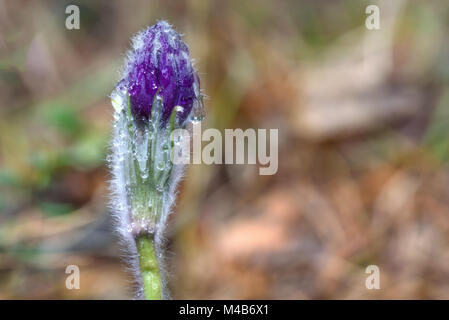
<box><xmin>1</xmin><ymin>0</ymin><xmax>449</xmax><ymax>299</ymax></box>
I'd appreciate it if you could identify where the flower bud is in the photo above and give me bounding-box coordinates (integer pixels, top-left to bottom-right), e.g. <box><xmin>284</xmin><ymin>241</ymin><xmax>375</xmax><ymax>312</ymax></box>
<box><xmin>109</xmin><ymin>22</ymin><xmax>204</xmax><ymax>299</ymax></box>
<box><xmin>117</xmin><ymin>20</ymin><xmax>200</xmax><ymax>125</ymax></box>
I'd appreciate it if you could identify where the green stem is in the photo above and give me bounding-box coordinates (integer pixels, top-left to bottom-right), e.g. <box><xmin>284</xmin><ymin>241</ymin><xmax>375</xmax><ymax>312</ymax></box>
<box><xmin>136</xmin><ymin>235</ymin><xmax>162</xmax><ymax>299</ymax></box>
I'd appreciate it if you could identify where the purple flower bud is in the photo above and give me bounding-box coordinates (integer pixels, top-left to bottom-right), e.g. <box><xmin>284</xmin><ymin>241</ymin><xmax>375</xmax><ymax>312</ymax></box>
<box><xmin>118</xmin><ymin>21</ymin><xmax>199</xmax><ymax>124</ymax></box>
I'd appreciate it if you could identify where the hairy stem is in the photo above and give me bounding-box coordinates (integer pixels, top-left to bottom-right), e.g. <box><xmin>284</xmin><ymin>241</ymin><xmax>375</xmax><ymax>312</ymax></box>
<box><xmin>136</xmin><ymin>235</ymin><xmax>162</xmax><ymax>299</ymax></box>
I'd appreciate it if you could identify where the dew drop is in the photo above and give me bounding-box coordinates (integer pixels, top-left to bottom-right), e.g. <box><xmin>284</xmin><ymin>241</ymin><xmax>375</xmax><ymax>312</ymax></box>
<box><xmin>111</xmin><ymin>89</ymin><xmax>125</xmax><ymax>113</ymax></box>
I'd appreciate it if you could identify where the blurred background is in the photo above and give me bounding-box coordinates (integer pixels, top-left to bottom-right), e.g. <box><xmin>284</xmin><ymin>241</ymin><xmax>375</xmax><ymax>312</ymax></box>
<box><xmin>1</xmin><ymin>0</ymin><xmax>449</xmax><ymax>299</ymax></box>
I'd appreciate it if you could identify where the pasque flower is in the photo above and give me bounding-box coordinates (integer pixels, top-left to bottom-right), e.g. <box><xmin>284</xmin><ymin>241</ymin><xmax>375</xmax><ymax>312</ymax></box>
<box><xmin>109</xmin><ymin>21</ymin><xmax>203</xmax><ymax>299</ymax></box>
<box><xmin>117</xmin><ymin>21</ymin><xmax>199</xmax><ymax>124</ymax></box>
